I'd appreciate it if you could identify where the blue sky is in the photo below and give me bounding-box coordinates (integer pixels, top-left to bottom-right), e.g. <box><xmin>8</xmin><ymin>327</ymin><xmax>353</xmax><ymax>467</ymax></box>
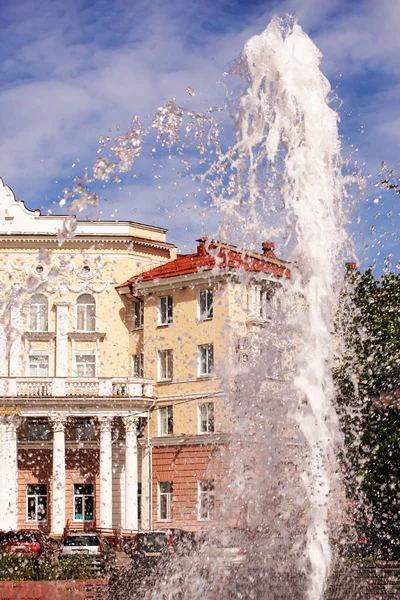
<box><xmin>0</xmin><ymin>0</ymin><xmax>399</xmax><ymax>271</ymax></box>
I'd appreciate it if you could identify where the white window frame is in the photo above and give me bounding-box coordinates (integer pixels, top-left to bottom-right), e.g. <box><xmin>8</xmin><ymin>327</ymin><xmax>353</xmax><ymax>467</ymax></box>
<box><xmin>74</xmin><ymin>484</ymin><xmax>94</xmax><ymax>522</ymax></box>
<box><xmin>74</xmin><ymin>354</ymin><xmax>96</xmax><ymax>378</ymax></box>
<box><xmin>199</xmin><ymin>289</ymin><xmax>213</xmax><ymax>321</ymax></box>
<box><xmin>198</xmin><ymin>402</ymin><xmax>214</xmax><ymax>434</ymax></box>
<box><xmin>198</xmin><ymin>480</ymin><xmax>214</xmax><ymax>521</ymax></box>
<box><xmin>28</xmin><ymin>354</ymin><xmax>49</xmax><ymax>377</ymax></box>
<box><xmin>159</xmin><ymin>295</ymin><xmax>173</xmax><ymax>325</ymax></box>
<box><xmin>158</xmin><ymin>349</ymin><xmax>173</xmax><ymax>381</ymax></box>
<box><xmin>248</xmin><ymin>284</ymin><xmax>278</xmax><ymax>322</ymax></box>
<box><xmin>132</xmin><ymin>353</ymin><xmax>144</xmax><ymax>378</ymax></box>
<box><xmin>76</xmin><ymin>293</ymin><xmax>96</xmax><ymax>332</ymax></box>
<box><xmin>26</xmin><ymin>484</ymin><xmax>48</xmax><ymax>522</ymax></box>
<box><xmin>158</xmin><ymin>481</ymin><xmax>172</xmax><ymax>521</ymax></box>
<box><xmin>29</xmin><ymin>294</ymin><xmax>49</xmax><ymax>332</ymax></box>
<box><xmin>132</xmin><ymin>300</ymin><xmax>144</xmax><ymax>330</ymax></box>
<box><xmin>159</xmin><ymin>405</ymin><xmax>173</xmax><ymax>436</ymax></box>
<box><xmin>198</xmin><ymin>343</ymin><xmax>214</xmax><ymax>377</ymax></box>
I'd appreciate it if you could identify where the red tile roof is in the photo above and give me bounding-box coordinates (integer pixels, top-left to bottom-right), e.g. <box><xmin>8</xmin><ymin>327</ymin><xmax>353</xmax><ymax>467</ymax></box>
<box><xmin>116</xmin><ymin>238</ymin><xmax>291</xmax><ymax>288</ymax></box>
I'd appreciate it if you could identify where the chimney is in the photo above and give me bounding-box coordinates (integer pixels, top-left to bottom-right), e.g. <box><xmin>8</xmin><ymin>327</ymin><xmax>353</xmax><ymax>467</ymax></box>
<box><xmin>262</xmin><ymin>241</ymin><xmax>275</xmax><ymax>258</ymax></box>
<box><xmin>345</xmin><ymin>262</ymin><xmax>357</xmax><ymax>271</ymax></box>
<box><xmin>196</xmin><ymin>236</ymin><xmax>208</xmax><ymax>256</ymax></box>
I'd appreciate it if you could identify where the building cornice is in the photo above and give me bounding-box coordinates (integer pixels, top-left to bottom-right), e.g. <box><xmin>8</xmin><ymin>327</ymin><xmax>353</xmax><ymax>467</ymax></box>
<box><xmin>150</xmin><ymin>433</ymin><xmax>230</xmax><ymax>446</ymax></box>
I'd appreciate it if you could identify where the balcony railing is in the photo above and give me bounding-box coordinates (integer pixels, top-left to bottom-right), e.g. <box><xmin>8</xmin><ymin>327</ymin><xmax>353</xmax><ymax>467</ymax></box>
<box><xmin>0</xmin><ymin>378</ymin><xmax>153</xmax><ymax>399</ymax></box>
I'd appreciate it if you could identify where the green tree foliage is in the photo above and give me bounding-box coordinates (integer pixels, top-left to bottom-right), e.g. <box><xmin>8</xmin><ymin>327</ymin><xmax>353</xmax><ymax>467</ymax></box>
<box><xmin>334</xmin><ymin>268</ymin><xmax>400</xmax><ymax>554</ymax></box>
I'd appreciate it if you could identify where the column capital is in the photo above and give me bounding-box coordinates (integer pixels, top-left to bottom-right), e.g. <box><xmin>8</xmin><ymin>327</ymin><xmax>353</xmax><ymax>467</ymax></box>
<box><xmin>124</xmin><ymin>415</ymin><xmax>139</xmax><ymax>433</ymax></box>
<box><xmin>54</xmin><ymin>299</ymin><xmax>70</xmax><ymax>307</ymax></box>
<box><xmin>99</xmin><ymin>416</ymin><xmax>114</xmax><ymax>433</ymax></box>
<box><xmin>50</xmin><ymin>414</ymin><xmax>67</xmax><ymax>432</ymax></box>
<box><xmin>3</xmin><ymin>418</ymin><xmax>20</xmax><ymax>433</ymax></box>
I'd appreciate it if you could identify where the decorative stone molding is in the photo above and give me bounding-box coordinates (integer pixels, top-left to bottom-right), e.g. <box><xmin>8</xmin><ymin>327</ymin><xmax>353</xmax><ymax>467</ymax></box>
<box><xmin>99</xmin><ymin>416</ymin><xmax>114</xmax><ymax>432</ymax></box>
<box><xmin>124</xmin><ymin>415</ymin><xmax>139</xmax><ymax>433</ymax></box>
<box><xmin>23</xmin><ymin>332</ymin><xmax>56</xmax><ymax>341</ymax></box>
<box><xmin>49</xmin><ymin>414</ymin><xmax>67</xmax><ymax>432</ymax></box>
<box><xmin>53</xmin><ymin>299</ymin><xmax>70</xmax><ymax>307</ymax></box>
<box><xmin>68</xmin><ymin>332</ymin><xmax>106</xmax><ymax>341</ymax></box>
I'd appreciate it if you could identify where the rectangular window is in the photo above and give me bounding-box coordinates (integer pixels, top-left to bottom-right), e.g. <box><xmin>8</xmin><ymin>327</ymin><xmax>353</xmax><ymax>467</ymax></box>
<box><xmin>27</xmin><ymin>484</ymin><xmax>48</xmax><ymax>522</ymax></box>
<box><xmin>199</xmin><ymin>290</ymin><xmax>213</xmax><ymax>320</ymax></box>
<box><xmin>158</xmin><ymin>349</ymin><xmax>173</xmax><ymax>381</ymax></box>
<box><xmin>76</xmin><ymin>304</ymin><xmax>96</xmax><ymax>332</ymax></box>
<box><xmin>132</xmin><ymin>300</ymin><xmax>144</xmax><ymax>329</ymax></box>
<box><xmin>74</xmin><ymin>484</ymin><xmax>94</xmax><ymax>522</ymax></box>
<box><xmin>199</xmin><ymin>344</ymin><xmax>214</xmax><ymax>376</ymax></box>
<box><xmin>74</xmin><ymin>418</ymin><xmax>96</xmax><ymax>441</ymax></box>
<box><xmin>198</xmin><ymin>480</ymin><xmax>214</xmax><ymax>520</ymax></box>
<box><xmin>75</xmin><ymin>355</ymin><xmax>96</xmax><ymax>377</ymax></box>
<box><xmin>158</xmin><ymin>481</ymin><xmax>172</xmax><ymax>521</ymax></box>
<box><xmin>132</xmin><ymin>353</ymin><xmax>144</xmax><ymax>378</ymax></box>
<box><xmin>29</xmin><ymin>355</ymin><xmax>49</xmax><ymax>377</ymax></box>
<box><xmin>159</xmin><ymin>405</ymin><xmax>173</xmax><ymax>436</ymax></box>
<box><xmin>159</xmin><ymin>295</ymin><xmax>173</xmax><ymax>325</ymax></box>
<box><xmin>199</xmin><ymin>402</ymin><xmax>214</xmax><ymax>433</ymax></box>
<box><xmin>29</xmin><ymin>302</ymin><xmax>48</xmax><ymax>332</ymax></box>
<box><xmin>27</xmin><ymin>419</ymin><xmax>51</xmax><ymax>441</ymax></box>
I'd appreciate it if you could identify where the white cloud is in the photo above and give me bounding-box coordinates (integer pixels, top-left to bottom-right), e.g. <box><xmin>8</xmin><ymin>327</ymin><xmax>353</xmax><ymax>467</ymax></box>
<box><xmin>0</xmin><ymin>0</ymin><xmax>398</xmax><ymax>264</ymax></box>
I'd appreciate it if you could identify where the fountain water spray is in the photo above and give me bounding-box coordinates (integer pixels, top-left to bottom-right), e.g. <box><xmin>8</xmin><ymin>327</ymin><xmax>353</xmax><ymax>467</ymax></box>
<box><xmin>214</xmin><ymin>17</ymin><xmax>350</xmax><ymax>599</ymax></box>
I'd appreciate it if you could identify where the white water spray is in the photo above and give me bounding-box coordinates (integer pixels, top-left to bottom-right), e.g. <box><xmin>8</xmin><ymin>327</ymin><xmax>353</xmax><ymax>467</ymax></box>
<box><xmin>222</xmin><ymin>17</ymin><xmax>349</xmax><ymax>598</ymax></box>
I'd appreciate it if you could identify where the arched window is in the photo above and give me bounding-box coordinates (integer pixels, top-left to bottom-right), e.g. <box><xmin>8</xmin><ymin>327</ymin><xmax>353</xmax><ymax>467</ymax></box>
<box><xmin>76</xmin><ymin>294</ymin><xmax>96</xmax><ymax>332</ymax></box>
<box><xmin>29</xmin><ymin>294</ymin><xmax>48</xmax><ymax>332</ymax></box>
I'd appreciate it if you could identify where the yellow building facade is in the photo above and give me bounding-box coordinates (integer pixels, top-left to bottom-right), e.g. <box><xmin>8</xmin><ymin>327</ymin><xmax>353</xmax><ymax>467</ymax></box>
<box><xmin>0</xmin><ymin>177</ymin><xmax>290</xmax><ymax>535</ymax></box>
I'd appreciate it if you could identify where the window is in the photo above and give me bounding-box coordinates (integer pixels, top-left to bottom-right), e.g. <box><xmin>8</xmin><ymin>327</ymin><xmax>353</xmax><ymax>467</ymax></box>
<box><xmin>74</xmin><ymin>484</ymin><xmax>94</xmax><ymax>521</ymax></box>
<box><xmin>159</xmin><ymin>405</ymin><xmax>173</xmax><ymax>436</ymax></box>
<box><xmin>198</xmin><ymin>344</ymin><xmax>214</xmax><ymax>376</ymax></box>
<box><xmin>29</xmin><ymin>355</ymin><xmax>49</xmax><ymax>377</ymax></box>
<box><xmin>158</xmin><ymin>349</ymin><xmax>173</xmax><ymax>381</ymax></box>
<box><xmin>132</xmin><ymin>300</ymin><xmax>144</xmax><ymax>329</ymax></box>
<box><xmin>198</xmin><ymin>480</ymin><xmax>214</xmax><ymax>520</ymax></box>
<box><xmin>27</xmin><ymin>484</ymin><xmax>48</xmax><ymax>522</ymax></box>
<box><xmin>159</xmin><ymin>295</ymin><xmax>173</xmax><ymax>325</ymax></box>
<box><xmin>75</xmin><ymin>354</ymin><xmax>96</xmax><ymax>377</ymax></box>
<box><xmin>132</xmin><ymin>353</ymin><xmax>144</xmax><ymax>378</ymax></box>
<box><xmin>158</xmin><ymin>481</ymin><xmax>172</xmax><ymax>521</ymax></box>
<box><xmin>199</xmin><ymin>290</ymin><xmax>213</xmax><ymax>320</ymax></box>
<box><xmin>249</xmin><ymin>284</ymin><xmax>277</xmax><ymax>321</ymax></box>
<box><xmin>27</xmin><ymin>420</ymin><xmax>51</xmax><ymax>441</ymax></box>
<box><xmin>29</xmin><ymin>294</ymin><xmax>48</xmax><ymax>332</ymax></box>
<box><xmin>199</xmin><ymin>402</ymin><xmax>214</xmax><ymax>433</ymax></box>
<box><xmin>74</xmin><ymin>418</ymin><xmax>96</xmax><ymax>441</ymax></box>
<box><xmin>76</xmin><ymin>294</ymin><xmax>96</xmax><ymax>332</ymax></box>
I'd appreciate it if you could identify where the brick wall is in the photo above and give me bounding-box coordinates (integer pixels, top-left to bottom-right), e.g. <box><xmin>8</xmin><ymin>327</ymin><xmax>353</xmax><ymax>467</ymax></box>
<box><xmin>151</xmin><ymin>443</ymin><xmax>234</xmax><ymax>531</ymax></box>
<box><xmin>0</xmin><ymin>579</ymin><xmax>108</xmax><ymax>600</ymax></box>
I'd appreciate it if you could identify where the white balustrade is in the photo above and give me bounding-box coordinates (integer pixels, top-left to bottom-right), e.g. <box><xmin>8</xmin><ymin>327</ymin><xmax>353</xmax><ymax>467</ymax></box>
<box><xmin>1</xmin><ymin>377</ymin><xmax>152</xmax><ymax>398</ymax></box>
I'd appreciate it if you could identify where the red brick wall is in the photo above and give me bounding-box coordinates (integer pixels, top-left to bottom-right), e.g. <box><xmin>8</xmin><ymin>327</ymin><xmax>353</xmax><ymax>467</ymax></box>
<box><xmin>151</xmin><ymin>443</ymin><xmax>234</xmax><ymax>531</ymax></box>
<box><xmin>0</xmin><ymin>580</ymin><xmax>107</xmax><ymax>600</ymax></box>
<box><xmin>17</xmin><ymin>449</ymin><xmax>100</xmax><ymax>533</ymax></box>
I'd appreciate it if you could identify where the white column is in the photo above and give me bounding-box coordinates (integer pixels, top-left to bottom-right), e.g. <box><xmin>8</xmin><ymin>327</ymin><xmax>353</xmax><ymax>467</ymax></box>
<box><xmin>51</xmin><ymin>415</ymin><xmax>66</xmax><ymax>535</ymax></box>
<box><xmin>0</xmin><ymin>419</ymin><xmax>19</xmax><ymax>530</ymax></box>
<box><xmin>9</xmin><ymin>302</ymin><xmax>22</xmax><ymax>377</ymax></box>
<box><xmin>99</xmin><ymin>417</ymin><xmax>113</xmax><ymax>529</ymax></box>
<box><xmin>141</xmin><ymin>444</ymin><xmax>151</xmax><ymax>530</ymax></box>
<box><xmin>55</xmin><ymin>300</ymin><xmax>69</xmax><ymax>377</ymax></box>
<box><xmin>124</xmin><ymin>416</ymin><xmax>139</xmax><ymax>531</ymax></box>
